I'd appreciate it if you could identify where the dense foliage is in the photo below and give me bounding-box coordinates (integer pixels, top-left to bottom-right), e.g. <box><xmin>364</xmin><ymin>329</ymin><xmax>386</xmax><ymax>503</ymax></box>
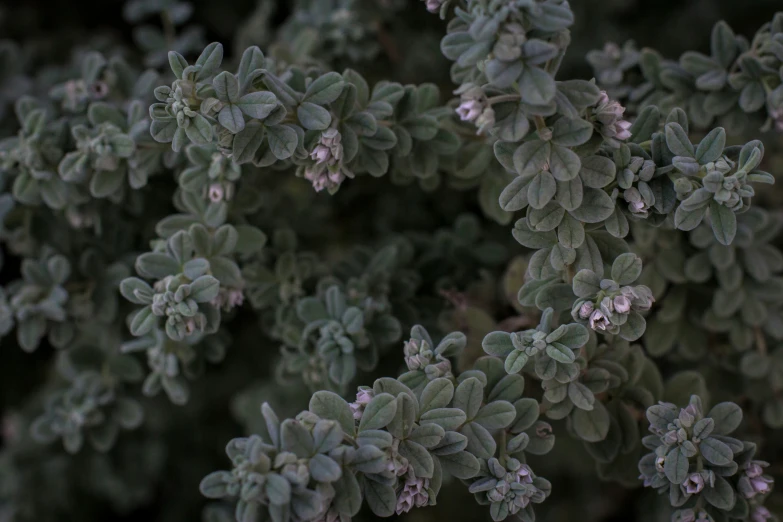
<box><xmin>0</xmin><ymin>1</ymin><xmax>781</xmax><ymax>522</ymax></box>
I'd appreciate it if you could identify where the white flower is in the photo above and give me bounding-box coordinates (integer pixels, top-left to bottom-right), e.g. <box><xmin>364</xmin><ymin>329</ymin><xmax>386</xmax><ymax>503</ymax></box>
<box><xmin>425</xmin><ymin>0</ymin><xmax>442</xmax><ymax>13</ymax></box>
<box><xmin>578</xmin><ymin>301</ymin><xmax>594</xmax><ymax>319</ymax></box>
<box><xmin>208</xmin><ymin>183</ymin><xmax>224</xmax><ymax>203</ymax></box>
<box><xmin>589</xmin><ymin>309</ymin><xmax>610</xmax><ymax>330</ymax></box>
<box><xmin>456</xmin><ymin>99</ymin><xmax>483</xmax><ymax>122</ymax></box>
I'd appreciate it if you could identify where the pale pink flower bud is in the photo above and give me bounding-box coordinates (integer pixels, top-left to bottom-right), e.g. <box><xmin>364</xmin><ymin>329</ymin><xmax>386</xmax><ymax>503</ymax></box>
<box><xmin>516</xmin><ymin>464</ymin><xmax>534</xmax><ymax>484</ymax></box>
<box><xmin>751</xmin><ymin>506</ymin><xmax>772</xmax><ymax>522</ymax></box>
<box><xmin>746</xmin><ymin>461</ymin><xmax>766</xmax><ymax>478</ymax></box>
<box><xmin>578</xmin><ymin>301</ymin><xmax>594</xmax><ymax>319</ymax></box>
<box><xmin>616</xmin><ymin>119</ymin><xmax>633</xmax><ymax>140</ymax></box>
<box><xmin>350</xmin><ymin>388</ymin><xmax>374</xmax><ymax>420</ymax></box>
<box><xmin>456</xmin><ymin>99</ymin><xmax>483</xmax><ymax>122</ymax></box>
<box><xmin>425</xmin><ymin>0</ymin><xmax>442</xmax><ymax>12</ymax></box>
<box><xmin>395</xmin><ymin>470</ymin><xmax>430</xmax><ymax>514</ymax></box>
<box><xmin>208</xmin><ymin>183</ymin><xmax>224</xmax><ymax>203</ymax></box>
<box><xmin>589</xmin><ymin>309</ymin><xmax>610</xmax><ymax>330</ymax></box>
<box><xmin>613</xmin><ymin>295</ymin><xmax>631</xmax><ymax>314</ymax></box>
<box><xmin>311</xmin><ymin>144</ymin><xmax>331</xmax><ymax>164</ymax></box>
<box><xmin>683</xmin><ymin>473</ymin><xmax>704</xmax><ymax>494</ymax></box>
<box><xmin>749</xmin><ymin>476</ymin><xmax>773</xmax><ymax>496</ymax></box>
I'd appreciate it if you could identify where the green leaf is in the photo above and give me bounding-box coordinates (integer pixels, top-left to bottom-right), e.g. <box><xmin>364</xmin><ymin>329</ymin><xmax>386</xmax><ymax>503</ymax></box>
<box><xmin>482</xmin><ymin>331</ymin><xmax>514</xmax><ymax>357</ymax></box>
<box><xmin>557</xmin><ymin>213</ymin><xmax>585</xmax><ymax>248</ymax></box>
<box><xmin>265</xmin><ymin>473</ymin><xmax>291</xmax><ymax>505</ymax></box>
<box><xmin>90</xmin><ymin>168</ymin><xmax>125</xmax><ymax>198</ymax></box>
<box><xmin>120</xmin><ymin>277</ymin><xmax>154</xmax><ymax>305</ymax></box>
<box><xmin>297</xmin><ymin>102</ymin><xmax>331</xmax><ymax>130</ymax></box>
<box><xmin>545</xmin><ymin>342</ymin><xmax>576</xmax><ymax>364</ymax></box>
<box><xmin>218</xmin><ymin>104</ymin><xmax>245</xmax><ymax>134</ymax></box>
<box><xmin>408</xmin><ymin>424</ymin><xmax>446</xmax><ymax>448</ymax></box>
<box><xmin>420</xmin><ymin>379</ymin><xmax>455</xmax><ymax>415</ymax></box>
<box><xmin>568</xmin><ymin>188</ymin><xmax>615</xmax><ymax>223</ymax></box>
<box><xmin>695</xmin><ymin>127</ymin><xmax>726</xmax><ymax>164</ymax></box>
<box><xmin>504</xmin><ymin>350</ymin><xmax>529</xmax><ymax>374</ymax></box>
<box><xmin>195</xmin><ymin>42</ymin><xmax>224</xmax><ymax>80</ymax></box>
<box><xmin>674</xmin><ymin>203</ymin><xmax>708</xmax><ymax>231</ymax></box>
<box><xmin>474</xmin><ymin>401</ymin><xmax>516</xmax><ymax>429</ymax></box>
<box><xmin>399</xmin><ymin>440</ymin><xmax>434</xmax><ymax>478</ymax></box>
<box><xmin>556</xmin><ymin>177</ymin><xmax>584</xmax><ymax>211</ymax></box>
<box><xmin>567</xmin><ymin>382</ymin><xmax>595</xmax><ymax>412</ymax></box>
<box><xmin>579</xmin><ymin>156</ymin><xmax>616</xmax><ymax>188</ymax></box>
<box><xmin>266</xmin><ymin>125</ymin><xmax>297</xmax><ymax>160</ymax></box>
<box><xmin>499</xmin><ymin>176</ymin><xmax>532</xmax><ymax>212</ymax></box>
<box><xmin>358</xmin><ymin>393</ymin><xmax>397</xmax><ymax>432</ymax></box>
<box><xmin>707</xmin><ymin>402</ymin><xmax>743</xmax><ymax>435</ymax></box>
<box><xmin>664</xmin><ymin>122</ymin><xmax>694</xmax><ymax>157</ymax></box>
<box><xmin>618</xmin><ymin>311</ymin><xmax>646</xmax><ymax>342</ymax></box>
<box><xmin>511</xmin><ymin>398</ymin><xmax>540</xmax><ymax>433</ymax></box>
<box><xmin>611</xmin><ymin>253</ymin><xmax>642</xmax><ymax>285</ymax></box>
<box><xmin>454</xmin><ymin>377</ymin><xmax>484</xmax><ymax>419</ymax></box>
<box><xmin>572</xmin><ymin>401</ymin><xmax>610</xmax><ymax>442</ymax></box>
<box><xmin>309</xmin><ymin>391</ymin><xmax>355</xmax><ymax>435</ymax></box>
<box><xmin>304</xmin><ymin>72</ymin><xmax>344</xmax><ymax>104</ymax></box>
<box><xmin>200</xmin><ymin>471</ymin><xmax>230</xmax><ymax>498</ymax></box>
<box><xmin>549</xmin><ymin>144</ymin><xmax>581</xmax><ymax>181</ymax></box>
<box><xmin>363</xmin><ymin>479</ymin><xmax>396</xmax><ymax>517</ymax></box>
<box><xmin>237</xmin><ymin>91</ymin><xmax>278</xmax><ymax>119</ymax></box>
<box><xmin>420</xmin><ymin>408</ymin><xmax>467</xmax><ymax>431</ymax></box>
<box><xmin>663</xmin><ymin>446</ymin><xmax>689</xmax><ymax>484</ymax></box>
<box><xmin>333</xmin><ymin>471</ymin><xmax>362</xmax><ymax>516</ymax></box>
<box><xmin>213</xmin><ymin>72</ymin><xmax>240</xmax><ymax>103</ymax></box>
<box><xmin>281</xmin><ymin>419</ymin><xmax>314</xmax><ymax>457</ymax></box>
<box><xmin>572</xmin><ymin>269</ymin><xmax>600</xmax><ymax>298</ymax></box>
<box><xmin>185</xmin><ymin>114</ymin><xmax>213</xmax><ymax>144</ymax></box>
<box><xmin>527</xmin><ymin>171</ymin><xmax>557</xmax><ymax>210</ymax></box>
<box><xmin>461</xmin><ymin>421</ymin><xmax>496</xmax><ymax>459</ymax></box>
<box><xmin>703</xmin><ymin>475</ymin><xmax>736</xmax><ymax>510</ymax></box>
<box><xmin>700</xmin><ymin>437</ymin><xmax>733</xmax><ymax>466</ymax></box>
<box><xmin>136</xmin><ymin>253</ymin><xmax>179</xmax><ymax>279</ymax></box>
<box><xmin>709</xmin><ymin>200</ymin><xmax>737</xmax><ymax>246</ymax></box>
<box><xmin>312</xmin><ymin>420</ymin><xmax>343</xmax><ymax>454</ymax></box>
<box><xmin>190</xmin><ymin>275</ymin><xmax>220</xmax><ymax>302</ymax></box>
<box><xmin>129</xmin><ymin>306</ymin><xmax>156</xmax><ymax>336</ymax></box>
<box><xmin>549</xmin><ymin>323</ymin><xmax>589</xmax><ymax>348</ymax></box>
<box><xmin>387</xmin><ymin>394</ymin><xmax>416</xmax><ymax>440</ymax></box>
<box><xmin>551</xmin><ymin>117</ymin><xmax>593</xmax><ymax>147</ymax></box>
<box><xmin>528</xmin><ymin>202</ymin><xmax>565</xmax><ymax>231</ymax></box>
<box><xmin>514</xmin><ymin>140</ymin><xmax>551</xmax><ymax>176</ymax></box>
<box><xmin>438</xmin><ymin>451</ymin><xmax>480</xmax><ymax>479</ymax></box>
<box><xmin>350</xmin><ymin>445</ymin><xmax>387</xmax><ymax>473</ymax></box>
<box><xmin>309</xmin><ymin>453</ymin><xmax>342</xmax><ymax>482</ymax></box>
<box><xmin>519</xmin><ymin>66</ymin><xmax>556</xmax><ymax>105</ymax></box>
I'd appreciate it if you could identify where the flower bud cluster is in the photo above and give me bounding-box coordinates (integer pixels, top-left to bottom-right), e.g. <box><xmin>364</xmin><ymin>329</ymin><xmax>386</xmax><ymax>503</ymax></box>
<box><xmin>591</xmin><ymin>90</ymin><xmax>632</xmax><ymax>147</ymax></box>
<box><xmin>573</xmin><ymin>283</ymin><xmax>653</xmax><ymax>335</ymax></box>
<box><xmin>454</xmin><ymin>84</ymin><xmax>495</xmax><ymax>134</ymax></box>
<box><xmin>468</xmin><ymin>457</ymin><xmax>550</xmax><ymax>520</ymax></box>
<box><xmin>639</xmin><ymin>396</ymin><xmax>775</xmax><ymax>521</ymax></box>
<box><xmin>403</xmin><ymin>337</ymin><xmax>453</xmax><ymax>379</ymax></box>
<box><xmin>305</xmin><ymin>129</ymin><xmax>352</xmax><ymax>193</ymax></box>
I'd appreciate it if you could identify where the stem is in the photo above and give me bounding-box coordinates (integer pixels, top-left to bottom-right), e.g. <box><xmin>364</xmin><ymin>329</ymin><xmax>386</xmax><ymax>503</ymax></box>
<box><xmin>375</xmin><ymin>21</ymin><xmax>401</xmax><ymax>63</ymax></box>
<box><xmin>342</xmin><ymin>433</ymin><xmax>359</xmax><ymax>448</ymax></box>
<box><xmin>487</xmin><ymin>94</ymin><xmax>521</xmax><ymax>105</ymax></box>
<box><xmin>566</xmin><ymin>264</ymin><xmax>576</xmax><ymax>285</ymax></box>
<box><xmin>498</xmin><ymin>429</ymin><xmax>507</xmax><ymax>462</ymax></box>
<box><xmin>161</xmin><ymin>11</ymin><xmax>176</xmax><ymax>49</ymax></box>
<box><xmin>754</xmin><ymin>326</ymin><xmax>768</xmax><ymax>356</ymax></box>
<box><xmin>533</xmin><ymin>116</ymin><xmax>547</xmax><ymax>133</ymax></box>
